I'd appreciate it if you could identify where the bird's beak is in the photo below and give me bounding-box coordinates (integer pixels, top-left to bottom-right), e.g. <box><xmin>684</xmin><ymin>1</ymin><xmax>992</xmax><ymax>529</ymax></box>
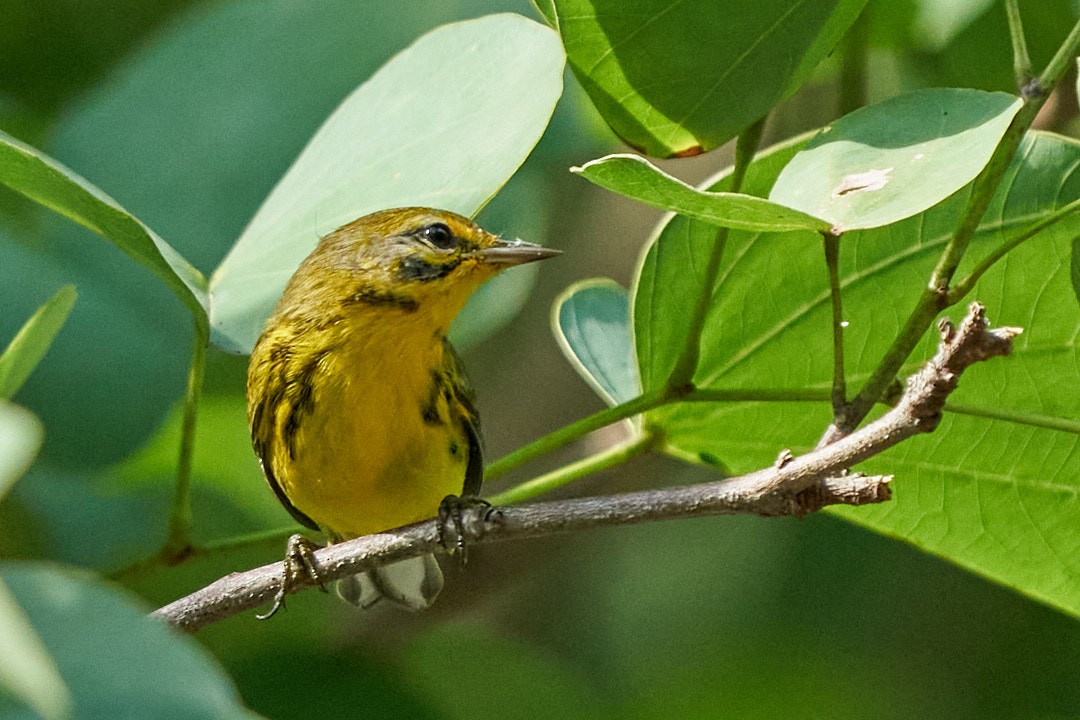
<box><xmin>479</xmin><ymin>238</ymin><xmax>561</xmax><ymax>266</ymax></box>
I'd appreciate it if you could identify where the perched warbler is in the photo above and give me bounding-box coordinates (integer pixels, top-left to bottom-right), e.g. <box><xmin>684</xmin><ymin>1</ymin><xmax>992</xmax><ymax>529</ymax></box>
<box><xmin>246</xmin><ymin>207</ymin><xmax>558</xmax><ymax>612</ymax></box>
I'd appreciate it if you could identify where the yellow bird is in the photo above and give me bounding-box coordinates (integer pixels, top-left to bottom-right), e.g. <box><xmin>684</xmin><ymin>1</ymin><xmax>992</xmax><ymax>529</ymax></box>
<box><xmin>246</xmin><ymin>207</ymin><xmax>558</xmax><ymax>611</ymax></box>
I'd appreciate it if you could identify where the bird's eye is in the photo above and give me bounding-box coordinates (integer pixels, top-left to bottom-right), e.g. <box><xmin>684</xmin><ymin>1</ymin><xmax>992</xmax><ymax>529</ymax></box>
<box><xmin>417</xmin><ymin>223</ymin><xmax>456</xmax><ymax>250</ymax></box>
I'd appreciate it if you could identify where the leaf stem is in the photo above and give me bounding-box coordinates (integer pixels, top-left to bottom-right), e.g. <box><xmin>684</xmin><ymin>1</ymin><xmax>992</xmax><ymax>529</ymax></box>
<box><xmin>949</xmin><ymin>196</ymin><xmax>1080</xmax><ymax>303</ymax></box>
<box><xmin>161</xmin><ymin>320</ymin><xmax>208</xmax><ymax>561</ymax></box>
<box><xmin>664</xmin><ymin>118</ymin><xmax>765</xmax><ymax>389</ymax></box>
<box><xmin>197</xmin><ymin>526</ymin><xmax>300</xmax><ymax>555</ymax></box>
<box><xmin>485</xmin><ymin>385</ymin><xmax>831</xmax><ymax>485</ymax></box>
<box><xmin>822</xmin><ymin>231</ymin><xmax>847</xmax><ymax>418</ymax></box>
<box><xmin>1005</xmin><ymin>0</ymin><xmax>1032</xmax><ymax>87</ymax></box>
<box><xmin>1035</xmin><ymin>16</ymin><xmax>1080</xmax><ymax>93</ymax></box>
<box><xmin>684</xmin><ymin>387</ymin><xmax>831</xmax><ymax>403</ymax></box>
<box><xmin>487</xmin><ymin>432</ymin><xmax>656</xmax><ymax>506</ymax></box>
<box><xmin>484</xmin><ymin>388</ymin><xmax>668</xmax><ymax>482</ymax></box>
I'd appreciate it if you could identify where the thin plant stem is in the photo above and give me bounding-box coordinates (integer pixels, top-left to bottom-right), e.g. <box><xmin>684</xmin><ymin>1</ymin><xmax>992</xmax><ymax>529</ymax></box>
<box><xmin>484</xmin><ymin>388</ymin><xmax>668</xmax><ymax>482</ymax></box>
<box><xmin>1005</xmin><ymin>0</ymin><xmax>1032</xmax><ymax>86</ymax></box>
<box><xmin>487</xmin><ymin>432</ymin><xmax>656</xmax><ymax>506</ymax></box>
<box><xmin>161</xmin><ymin>321</ymin><xmax>208</xmax><ymax>560</ymax></box>
<box><xmin>822</xmin><ymin>231</ymin><xmax>847</xmax><ymax>418</ymax></box>
<box><xmin>684</xmin><ymin>387</ymin><xmax>830</xmax><ymax>403</ymax></box>
<box><xmin>485</xmin><ymin>386</ymin><xmax>832</xmax><ymax>484</ymax></box>
<box><xmin>197</xmin><ymin>526</ymin><xmax>300</xmax><ymax>555</ymax></box>
<box><xmin>1035</xmin><ymin>17</ymin><xmax>1080</xmax><ymax>93</ymax></box>
<box><xmin>944</xmin><ymin>403</ymin><xmax>1080</xmax><ymax>435</ymax></box>
<box><xmin>665</xmin><ymin>118</ymin><xmax>766</xmax><ymax>389</ymax></box>
<box><xmin>949</xmin><ymin>196</ymin><xmax>1080</xmax><ymax>303</ymax></box>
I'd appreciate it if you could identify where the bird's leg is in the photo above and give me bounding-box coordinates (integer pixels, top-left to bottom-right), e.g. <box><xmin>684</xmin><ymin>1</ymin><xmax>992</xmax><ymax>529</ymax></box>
<box><xmin>437</xmin><ymin>495</ymin><xmax>493</xmax><ymax>566</ymax></box>
<box><xmin>257</xmin><ymin>533</ymin><xmax>327</xmax><ymax>620</ymax></box>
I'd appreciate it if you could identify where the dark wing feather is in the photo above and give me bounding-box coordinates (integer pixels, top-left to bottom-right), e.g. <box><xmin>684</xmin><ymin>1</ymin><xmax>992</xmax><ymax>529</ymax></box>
<box><xmin>249</xmin><ymin>350</ymin><xmax>320</xmax><ymax>531</ymax></box>
<box><xmin>443</xmin><ymin>339</ymin><xmax>484</xmax><ymax>496</ymax></box>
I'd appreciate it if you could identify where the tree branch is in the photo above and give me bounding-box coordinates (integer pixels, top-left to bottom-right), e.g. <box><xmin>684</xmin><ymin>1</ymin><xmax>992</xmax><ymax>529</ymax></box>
<box><xmin>153</xmin><ymin>302</ymin><xmax>1020</xmax><ymax>634</ymax></box>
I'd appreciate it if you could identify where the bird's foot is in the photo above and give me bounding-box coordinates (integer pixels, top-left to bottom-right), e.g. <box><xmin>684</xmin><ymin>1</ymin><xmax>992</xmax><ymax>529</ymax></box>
<box><xmin>257</xmin><ymin>533</ymin><xmax>327</xmax><ymax>620</ymax></box>
<box><xmin>437</xmin><ymin>495</ymin><xmax>493</xmax><ymax>565</ymax></box>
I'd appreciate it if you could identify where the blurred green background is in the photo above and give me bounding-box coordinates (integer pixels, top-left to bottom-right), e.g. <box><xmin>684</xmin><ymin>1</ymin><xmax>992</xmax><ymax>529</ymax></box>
<box><xmin>2</xmin><ymin>1</ymin><xmax>1079</xmax><ymax>717</ymax></box>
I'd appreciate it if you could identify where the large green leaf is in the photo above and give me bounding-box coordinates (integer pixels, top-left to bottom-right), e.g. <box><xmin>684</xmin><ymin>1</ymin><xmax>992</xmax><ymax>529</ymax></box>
<box><xmin>0</xmin><ymin>577</ymin><xmax>70</xmax><ymax>720</ymax></box>
<box><xmin>0</xmin><ymin>404</ymin><xmax>68</xmax><ymax>720</ymax></box>
<box><xmin>553</xmin><ymin>0</ymin><xmax>868</xmax><ymax>157</ymax></box>
<box><xmin>0</xmin><ymin>129</ymin><xmax>207</xmax><ymax>322</ymax></box>
<box><xmin>553</xmin><ymin>278</ymin><xmax>640</xmax><ymax>407</ymax></box>
<box><xmin>16</xmin><ymin>1</ymin><xmax>559</xmax><ymax>466</ymax></box>
<box><xmin>573</xmin><ymin>154</ymin><xmax>831</xmax><ymax>233</ymax></box>
<box><xmin>0</xmin><ymin>564</ymin><xmax>258</xmax><ymax>719</ymax></box>
<box><xmin>210</xmin><ymin>13</ymin><xmax>565</xmax><ymax>354</ymax></box>
<box><xmin>634</xmin><ymin>131</ymin><xmax>1080</xmax><ymax>615</ymax></box>
<box><xmin>770</xmin><ymin>89</ymin><xmax>1022</xmax><ymax>232</ymax></box>
<box><xmin>0</xmin><ymin>285</ymin><xmax>76</xmax><ymax>400</ymax></box>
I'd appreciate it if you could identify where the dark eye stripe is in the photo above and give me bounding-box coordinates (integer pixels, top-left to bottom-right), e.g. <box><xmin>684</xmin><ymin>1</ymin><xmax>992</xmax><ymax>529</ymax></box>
<box><xmin>398</xmin><ymin>255</ymin><xmax>461</xmax><ymax>282</ymax></box>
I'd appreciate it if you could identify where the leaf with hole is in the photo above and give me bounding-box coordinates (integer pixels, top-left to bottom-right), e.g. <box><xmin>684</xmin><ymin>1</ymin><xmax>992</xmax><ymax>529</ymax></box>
<box><xmin>770</xmin><ymin>88</ymin><xmax>1023</xmax><ymax>232</ymax></box>
<box><xmin>635</xmin><ymin>130</ymin><xmax>1080</xmax><ymax>616</ymax></box>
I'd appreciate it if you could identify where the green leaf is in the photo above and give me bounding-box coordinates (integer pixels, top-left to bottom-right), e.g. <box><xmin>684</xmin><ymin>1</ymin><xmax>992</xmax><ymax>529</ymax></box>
<box><xmin>0</xmin><ymin>285</ymin><xmax>76</xmax><ymax>400</ymax></box>
<box><xmin>635</xmin><ymin>130</ymin><xmax>1080</xmax><ymax>616</ymax></box>
<box><xmin>210</xmin><ymin>13</ymin><xmax>565</xmax><ymax>354</ymax></box>
<box><xmin>553</xmin><ymin>0</ymin><xmax>868</xmax><ymax>157</ymax></box>
<box><xmin>0</xmin><ymin>401</ymin><xmax>42</xmax><ymax>504</ymax></box>
<box><xmin>0</xmin><ymin>564</ymin><xmax>258</xmax><ymax>719</ymax></box>
<box><xmin>573</xmin><ymin>154</ymin><xmax>832</xmax><ymax>233</ymax></box>
<box><xmin>0</xmin><ymin>577</ymin><xmax>71</xmax><ymax>720</ymax></box>
<box><xmin>16</xmin><ymin>1</ymin><xmax>537</xmax><ymax>467</ymax></box>
<box><xmin>0</xmin><ymin>128</ymin><xmax>208</xmax><ymax>323</ymax></box>
<box><xmin>633</xmin><ymin>134</ymin><xmax>813</xmax><ymax>391</ymax></box>
<box><xmin>770</xmin><ymin>88</ymin><xmax>1023</xmax><ymax>232</ymax></box>
<box><xmin>553</xmin><ymin>278</ymin><xmax>641</xmax><ymax>407</ymax></box>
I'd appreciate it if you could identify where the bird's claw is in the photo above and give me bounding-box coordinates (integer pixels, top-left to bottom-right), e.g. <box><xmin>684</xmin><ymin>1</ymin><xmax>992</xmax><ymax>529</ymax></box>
<box><xmin>437</xmin><ymin>495</ymin><xmax>492</xmax><ymax>566</ymax></box>
<box><xmin>257</xmin><ymin>533</ymin><xmax>326</xmax><ymax>620</ymax></box>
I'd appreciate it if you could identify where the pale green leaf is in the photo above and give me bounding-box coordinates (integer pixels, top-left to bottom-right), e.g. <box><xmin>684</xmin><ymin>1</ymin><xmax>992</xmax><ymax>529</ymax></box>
<box><xmin>0</xmin><ymin>402</ymin><xmax>42</xmax><ymax>503</ymax></box>
<box><xmin>0</xmin><ymin>578</ymin><xmax>71</xmax><ymax>720</ymax></box>
<box><xmin>0</xmin><ymin>564</ymin><xmax>259</xmax><ymax>719</ymax></box>
<box><xmin>210</xmin><ymin>14</ymin><xmax>565</xmax><ymax>354</ymax></box>
<box><xmin>770</xmin><ymin>88</ymin><xmax>1023</xmax><ymax>232</ymax></box>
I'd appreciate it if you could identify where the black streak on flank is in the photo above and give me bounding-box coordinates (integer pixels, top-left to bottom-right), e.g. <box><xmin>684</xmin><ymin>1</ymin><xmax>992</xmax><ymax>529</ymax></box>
<box><xmin>421</xmin><ymin>369</ymin><xmax>447</xmax><ymax>426</ymax></box>
<box><xmin>346</xmin><ymin>285</ymin><xmax>419</xmax><ymax>312</ymax></box>
<box><xmin>398</xmin><ymin>255</ymin><xmax>460</xmax><ymax>282</ymax></box>
<box><xmin>282</xmin><ymin>350</ymin><xmax>328</xmax><ymax>459</ymax></box>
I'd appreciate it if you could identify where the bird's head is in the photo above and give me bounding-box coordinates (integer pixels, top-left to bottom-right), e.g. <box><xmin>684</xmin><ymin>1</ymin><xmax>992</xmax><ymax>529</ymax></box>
<box><xmin>278</xmin><ymin>207</ymin><xmax>559</xmax><ymax>330</ymax></box>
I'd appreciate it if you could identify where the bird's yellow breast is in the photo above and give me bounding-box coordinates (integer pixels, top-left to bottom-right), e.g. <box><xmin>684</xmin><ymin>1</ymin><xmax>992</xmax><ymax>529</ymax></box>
<box><xmin>260</xmin><ymin>305</ymin><xmax>472</xmax><ymax>539</ymax></box>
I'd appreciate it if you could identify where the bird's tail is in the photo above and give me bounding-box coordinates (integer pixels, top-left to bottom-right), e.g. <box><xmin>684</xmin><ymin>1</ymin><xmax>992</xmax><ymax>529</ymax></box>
<box><xmin>334</xmin><ymin>554</ymin><xmax>444</xmax><ymax>610</ymax></box>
